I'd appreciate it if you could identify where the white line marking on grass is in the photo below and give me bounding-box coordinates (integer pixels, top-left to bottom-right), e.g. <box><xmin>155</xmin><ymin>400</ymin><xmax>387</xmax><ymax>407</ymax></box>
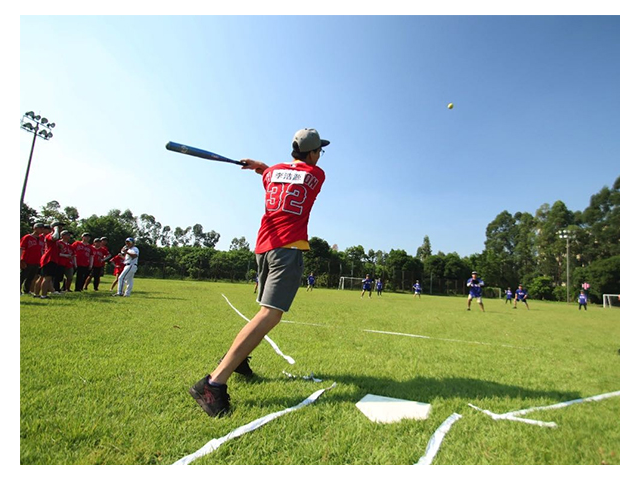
<box><xmin>363</xmin><ymin>329</ymin><xmax>534</xmax><ymax>350</ymax></box>
<box><xmin>282</xmin><ymin>370</ymin><xmax>323</xmax><ymax>382</ymax></box>
<box><xmin>468</xmin><ymin>390</ymin><xmax>620</xmax><ymax>428</ymax></box>
<box><xmin>173</xmin><ymin>382</ymin><xmax>336</xmax><ymax>465</ymax></box>
<box><xmin>502</xmin><ymin>390</ymin><xmax>620</xmax><ymax>417</ymax></box>
<box><xmin>221</xmin><ymin>294</ymin><xmax>295</xmax><ymax>364</ymax></box>
<box><xmin>415</xmin><ymin>413</ymin><xmax>462</xmax><ymax>465</ymax></box>
<box><xmin>468</xmin><ymin>404</ymin><xmax>557</xmax><ymax>428</ymax></box>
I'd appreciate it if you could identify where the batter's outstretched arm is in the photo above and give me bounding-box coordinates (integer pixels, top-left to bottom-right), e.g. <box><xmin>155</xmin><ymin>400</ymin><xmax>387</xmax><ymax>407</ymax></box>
<box><xmin>241</xmin><ymin>159</ymin><xmax>269</xmax><ymax>175</ymax></box>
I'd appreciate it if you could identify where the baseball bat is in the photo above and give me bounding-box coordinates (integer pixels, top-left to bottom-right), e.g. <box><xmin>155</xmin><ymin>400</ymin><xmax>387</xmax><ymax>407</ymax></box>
<box><xmin>166</xmin><ymin>141</ymin><xmax>246</xmax><ymax>166</ymax></box>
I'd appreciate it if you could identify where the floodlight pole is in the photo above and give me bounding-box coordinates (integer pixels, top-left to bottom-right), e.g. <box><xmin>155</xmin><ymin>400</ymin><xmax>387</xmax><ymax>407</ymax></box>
<box><xmin>21</xmin><ymin>123</ymin><xmax>39</xmax><ymax>208</ymax></box>
<box><xmin>557</xmin><ymin>230</ymin><xmax>573</xmax><ymax>304</ymax></box>
<box><xmin>20</xmin><ymin>112</ymin><xmax>55</xmax><ymax>207</ymax></box>
<box><xmin>565</xmin><ymin>236</ymin><xmax>570</xmax><ymax>304</ymax></box>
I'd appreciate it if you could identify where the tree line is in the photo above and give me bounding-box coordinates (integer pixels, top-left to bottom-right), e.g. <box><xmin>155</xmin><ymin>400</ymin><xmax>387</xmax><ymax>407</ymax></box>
<box><xmin>20</xmin><ymin>177</ymin><xmax>619</xmax><ymax>303</ymax></box>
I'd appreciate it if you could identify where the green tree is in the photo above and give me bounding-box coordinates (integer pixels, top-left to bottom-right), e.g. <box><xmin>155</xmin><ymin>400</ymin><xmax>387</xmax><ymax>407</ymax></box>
<box><xmin>443</xmin><ymin>252</ymin><xmax>470</xmax><ymax>294</ymax></box>
<box><xmin>527</xmin><ymin>276</ymin><xmax>555</xmax><ymax>300</ymax></box>
<box><xmin>303</xmin><ymin>237</ymin><xmax>332</xmax><ymax>277</ymax></box>
<box><xmin>483</xmin><ymin>210</ymin><xmax>517</xmax><ymax>287</ymax></box>
<box><xmin>580</xmin><ymin>178</ymin><xmax>620</xmax><ymax>261</ymax></box>
<box><xmin>579</xmin><ymin>256</ymin><xmax>620</xmax><ymax>303</ymax></box>
<box><xmin>79</xmin><ymin>213</ymin><xmax>134</xmax><ymax>250</ymax></box>
<box><xmin>20</xmin><ymin>203</ymin><xmax>39</xmax><ymax>237</ymax></box>
<box><xmin>416</xmin><ymin>235</ymin><xmax>432</xmax><ymax>262</ymax></box>
<box><xmin>386</xmin><ymin>249</ymin><xmax>422</xmax><ymax>292</ymax></box>
<box><xmin>138</xmin><ymin>214</ymin><xmax>163</xmax><ymax>246</ymax></box>
<box><xmin>173</xmin><ymin>226</ymin><xmax>193</xmax><ymax>246</ymax></box>
<box><xmin>344</xmin><ymin>245</ymin><xmax>366</xmax><ymax>277</ymax></box>
<box><xmin>229</xmin><ymin>236</ymin><xmax>251</xmax><ymax>251</ymax></box>
<box><xmin>534</xmin><ymin>201</ymin><xmax>575</xmax><ymax>281</ymax></box>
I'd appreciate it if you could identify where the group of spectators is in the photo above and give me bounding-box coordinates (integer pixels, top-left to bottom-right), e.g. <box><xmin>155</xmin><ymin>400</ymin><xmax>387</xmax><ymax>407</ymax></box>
<box><xmin>19</xmin><ymin>222</ymin><xmax>137</xmax><ymax>299</ymax></box>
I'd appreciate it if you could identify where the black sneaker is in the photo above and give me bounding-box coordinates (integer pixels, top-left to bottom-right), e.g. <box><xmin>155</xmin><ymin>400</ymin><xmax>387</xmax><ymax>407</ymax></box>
<box><xmin>189</xmin><ymin>376</ymin><xmax>231</xmax><ymax>418</ymax></box>
<box><xmin>218</xmin><ymin>354</ymin><xmax>254</xmax><ymax>378</ymax></box>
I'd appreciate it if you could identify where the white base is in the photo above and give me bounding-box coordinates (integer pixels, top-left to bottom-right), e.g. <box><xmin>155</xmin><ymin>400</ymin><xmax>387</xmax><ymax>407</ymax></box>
<box><xmin>356</xmin><ymin>394</ymin><xmax>432</xmax><ymax>423</ymax></box>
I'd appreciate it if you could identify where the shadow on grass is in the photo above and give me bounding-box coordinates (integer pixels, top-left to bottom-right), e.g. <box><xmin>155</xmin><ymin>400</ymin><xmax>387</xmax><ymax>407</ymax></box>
<box><xmin>240</xmin><ymin>373</ymin><xmax>582</xmax><ymax>410</ymax></box>
<box><xmin>22</xmin><ymin>290</ymin><xmax>189</xmax><ymax>304</ymax></box>
<box><xmin>336</xmin><ymin>373</ymin><xmax>580</xmax><ymax>403</ymax></box>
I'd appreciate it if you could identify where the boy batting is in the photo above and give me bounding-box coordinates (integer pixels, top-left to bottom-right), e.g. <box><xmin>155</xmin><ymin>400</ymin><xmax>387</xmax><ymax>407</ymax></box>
<box><xmin>189</xmin><ymin>128</ymin><xmax>329</xmax><ymax>418</ymax></box>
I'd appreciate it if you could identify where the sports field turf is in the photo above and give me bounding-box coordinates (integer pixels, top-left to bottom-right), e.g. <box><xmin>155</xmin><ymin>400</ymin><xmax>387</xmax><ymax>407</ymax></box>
<box><xmin>20</xmin><ymin>278</ymin><xmax>620</xmax><ymax>465</ymax></box>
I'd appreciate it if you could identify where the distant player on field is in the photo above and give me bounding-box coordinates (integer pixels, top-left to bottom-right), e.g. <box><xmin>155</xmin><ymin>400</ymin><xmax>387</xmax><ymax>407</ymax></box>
<box><xmin>505</xmin><ymin>287</ymin><xmax>513</xmax><ymax>305</ymax></box>
<box><xmin>466</xmin><ymin>271</ymin><xmax>485</xmax><ymax>312</ymax></box>
<box><xmin>376</xmin><ymin>278</ymin><xmax>383</xmax><ymax>296</ymax></box>
<box><xmin>361</xmin><ymin>274</ymin><xmax>373</xmax><ymax>298</ymax></box>
<box><xmin>413</xmin><ymin>280</ymin><xmax>422</xmax><ymax>298</ymax></box>
<box><xmin>514</xmin><ymin>284</ymin><xmax>529</xmax><ymax>310</ymax></box>
<box><xmin>578</xmin><ymin>290</ymin><xmax>588</xmax><ymax>310</ymax></box>
<box><xmin>307</xmin><ymin>272</ymin><xmax>315</xmax><ymax>291</ymax></box>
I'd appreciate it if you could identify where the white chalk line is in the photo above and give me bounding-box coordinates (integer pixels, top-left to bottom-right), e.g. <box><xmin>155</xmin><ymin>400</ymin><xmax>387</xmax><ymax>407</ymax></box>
<box><xmin>415</xmin><ymin>412</ymin><xmax>463</xmax><ymax>465</ymax></box>
<box><xmin>502</xmin><ymin>390</ymin><xmax>620</xmax><ymax>417</ymax></box>
<box><xmin>468</xmin><ymin>404</ymin><xmax>557</xmax><ymax>428</ymax></box>
<box><xmin>221</xmin><ymin>294</ymin><xmax>295</xmax><ymax>364</ymax></box>
<box><xmin>174</xmin><ymin>382</ymin><xmax>336</xmax><ymax>465</ymax></box>
<box><xmin>468</xmin><ymin>390</ymin><xmax>620</xmax><ymax>428</ymax></box>
<box><xmin>279</xmin><ymin>319</ymin><xmax>534</xmax><ymax>350</ymax></box>
<box><xmin>364</xmin><ymin>329</ymin><xmax>534</xmax><ymax>350</ymax></box>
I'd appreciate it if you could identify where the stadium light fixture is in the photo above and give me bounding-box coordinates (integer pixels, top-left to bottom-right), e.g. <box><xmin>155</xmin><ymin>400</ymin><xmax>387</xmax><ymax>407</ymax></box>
<box><xmin>20</xmin><ymin>111</ymin><xmax>56</xmax><ymax>207</ymax></box>
<box><xmin>557</xmin><ymin>229</ymin><xmax>575</xmax><ymax>304</ymax></box>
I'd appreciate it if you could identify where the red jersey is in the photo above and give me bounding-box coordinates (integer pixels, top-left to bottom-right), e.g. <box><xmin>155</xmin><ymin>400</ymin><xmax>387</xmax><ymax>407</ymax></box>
<box><xmin>254</xmin><ymin>161</ymin><xmax>325</xmax><ymax>254</ymax></box>
<box><xmin>20</xmin><ymin>234</ymin><xmax>42</xmax><ymax>265</ymax></box>
<box><xmin>112</xmin><ymin>255</ymin><xmax>125</xmax><ymax>274</ymax></box>
<box><xmin>57</xmin><ymin>240</ymin><xmax>74</xmax><ymax>268</ymax></box>
<box><xmin>40</xmin><ymin>233</ymin><xmax>60</xmax><ymax>267</ymax></box>
<box><xmin>91</xmin><ymin>245</ymin><xmax>104</xmax><ymax>267</ymax></box>
<box><xmin>72</xmin><ymin>241</ymin><xmax>93</xmax><ymax>267</ymax></box>
<box><xmin>93</xmin><ymin>247</ymin><xmax>110</xmax><ymax>267</ymax></box>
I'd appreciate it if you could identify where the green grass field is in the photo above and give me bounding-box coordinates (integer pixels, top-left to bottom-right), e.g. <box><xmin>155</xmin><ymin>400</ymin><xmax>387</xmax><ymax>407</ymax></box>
<box><xmin>20</xmin><ymin>278</ymin><xmax>620</xmax><ymax>465</ymax></box>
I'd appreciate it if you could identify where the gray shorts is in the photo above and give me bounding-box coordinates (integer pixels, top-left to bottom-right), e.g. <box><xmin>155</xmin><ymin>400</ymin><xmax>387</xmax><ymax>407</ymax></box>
<box><xmin>256</xmin><ymin>248</ymin><xmax>304</xmax><ymax>312</ymax></box>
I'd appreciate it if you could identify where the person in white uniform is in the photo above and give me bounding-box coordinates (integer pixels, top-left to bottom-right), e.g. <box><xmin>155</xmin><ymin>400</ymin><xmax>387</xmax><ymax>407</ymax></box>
<box><xmin>113</xmin><ymin>237</ymin><xmax>139</xmax><ymax>297</ymax></box>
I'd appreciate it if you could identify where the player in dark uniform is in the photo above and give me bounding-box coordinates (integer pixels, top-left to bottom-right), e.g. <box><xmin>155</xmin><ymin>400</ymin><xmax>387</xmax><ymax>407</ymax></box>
<box><xmin>514</xmin><ymin>284</ymin><xmax>530</xmax><ymax>310</ymax></box>
<box><xmin>361</xmin><ymin>274</ymin><xmax>373</xmax><ymax>298</ymax></box>
<box><xmin>466</xmin><ymin>271</ymin><xmax>485</xmax><ymax>312</ymax></box>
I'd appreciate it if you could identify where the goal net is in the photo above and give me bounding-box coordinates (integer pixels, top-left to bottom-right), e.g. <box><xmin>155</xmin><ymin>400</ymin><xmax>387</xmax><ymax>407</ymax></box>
<box><xmin>483</xmin><ymin>287</ymin><xmax>502</xmax><ymax>299</ymax></box>
<box><xmin>602</xmin><ymin>294</ymin><xmax>620</xmax><ymax>308</ymax></box>
<box><xmin>339</xmin><ymin>277</ymin><xmax>365</xmax><ymax>290</ymax></box>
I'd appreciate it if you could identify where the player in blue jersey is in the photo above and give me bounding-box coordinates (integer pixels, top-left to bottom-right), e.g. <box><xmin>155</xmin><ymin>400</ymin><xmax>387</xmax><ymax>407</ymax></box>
<box><xmin>361</xmin><ymin>274</ymin><xmax>373</xmax><ymax>298</ymax></box>
<box><xmin>514</xmin><ymin>284</ymin><xmax>529</xmax><ymax>310</ymax></box>
<box><xmin>376</xmin><ymin>278</ymin><xmax>383</xmax><ymax>296</ymax></box>
<box><xmin>466</xmin><ymin>271</ymin><xmax>485</xmax><ymax>312</ymax></box>
<box><xmin>505</xmin><ymin>287</ymin><xmax>513</xmax><ymax>305</ymax></box>
<box><xmin>413</xmin><ymin>280</ymin><xmax>422</xmax><ymax>298</ymax></box>
<box><xmin>306</xmin><ymin>272</ymin><xmax>316</xmax><ymax>292</ymax></box>
<box><xmin>578</xmin><ymin>290</ymin><xmax>588</xmax><ymax>310</ymax></box>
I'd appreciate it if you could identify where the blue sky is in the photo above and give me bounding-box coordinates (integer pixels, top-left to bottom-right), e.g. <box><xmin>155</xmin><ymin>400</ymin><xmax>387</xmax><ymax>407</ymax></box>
<box><xmin>17</xmin><ymin>14</ymin><xmax>622</xmax><ymax>257</ymax></box>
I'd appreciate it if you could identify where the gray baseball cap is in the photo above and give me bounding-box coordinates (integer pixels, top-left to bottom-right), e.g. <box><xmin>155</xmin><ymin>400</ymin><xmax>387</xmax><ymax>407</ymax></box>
<box><xmin>293</xmin><ymin>128</ymin><xmax>330</xmax><ymax>153</ymax></box>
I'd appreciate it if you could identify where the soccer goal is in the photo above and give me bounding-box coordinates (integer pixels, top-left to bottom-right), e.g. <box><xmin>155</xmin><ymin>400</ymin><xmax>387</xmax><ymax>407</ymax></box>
<box><xmin>603</xmin><ymin>294</ymin><xmax>620</xmax><ymax>308</ymax></box>
<box><xmin>483</xmin><ymin>287</ymin><xmax>502</xmax><ymax>299</ymax></box>
<box><xmin>339</xmin><ymin>277</ymin><xmax>364</xmax><ymax>290</ymax></box>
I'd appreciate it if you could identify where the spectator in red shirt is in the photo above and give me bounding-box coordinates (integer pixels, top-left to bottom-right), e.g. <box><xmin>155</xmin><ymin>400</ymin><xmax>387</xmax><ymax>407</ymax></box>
<box><xmin>56</xmin><ymin>231</ymin><xmax>75</xmax><ymax>292</ymax></box>
<box><xmin>20</xmin><ymin>222</ymin><xmax>45</xmax><ymax>295</ymax></box>
<box><xmin>84</xmin><ymin>237</ymin><xmax>109</xmax><ymax>291</ymax></box>
<box><xmin>35</xmin><ymin>224</ymin><xmax>62</xmax><ymax>299</ymax></box>
<box><xmin>109</xmin><ymin>253</ymin><xmax>125</xmax><ymax>291</ymax></box>
<box><xmin>72</xmin><ymin>233</ymin><xmax>94</xmax><ymax>292</ymax></box>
